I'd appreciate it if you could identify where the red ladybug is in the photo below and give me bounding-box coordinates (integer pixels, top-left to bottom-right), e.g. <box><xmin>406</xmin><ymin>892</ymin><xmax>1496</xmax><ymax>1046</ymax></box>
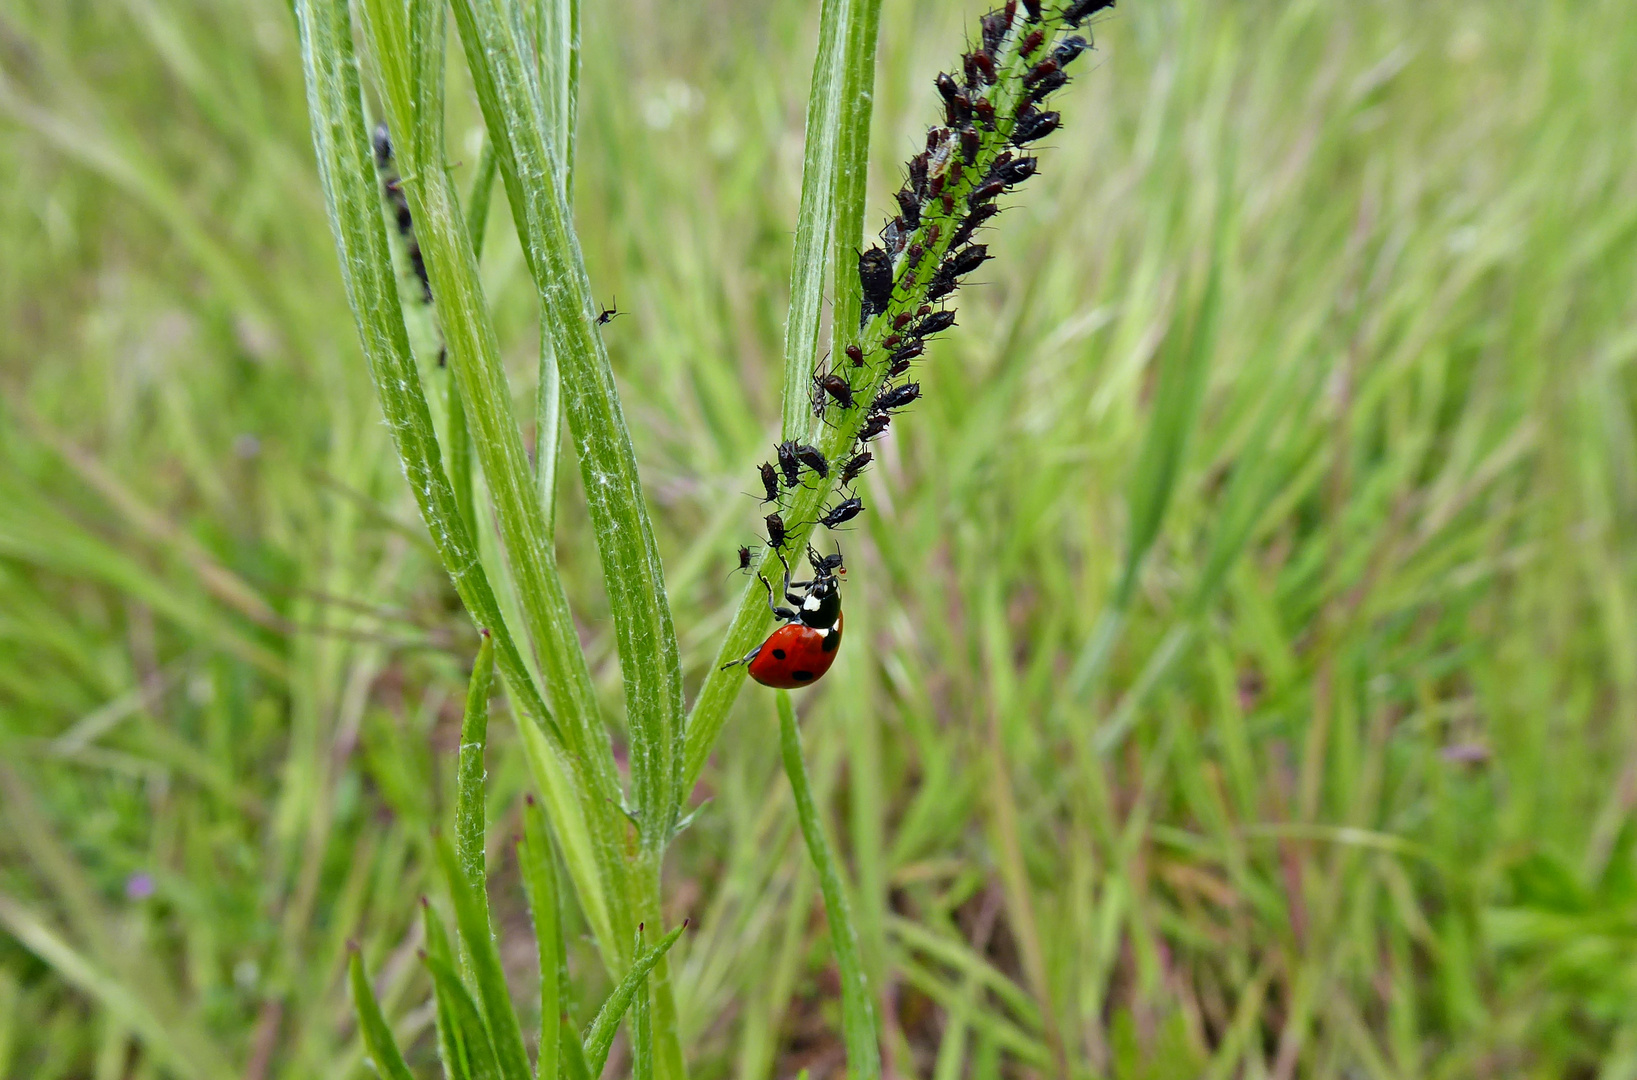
<box><xmin>727</xmin><ymin>548</ymin><xmax>845</xmax><ymax>689</ymax></box>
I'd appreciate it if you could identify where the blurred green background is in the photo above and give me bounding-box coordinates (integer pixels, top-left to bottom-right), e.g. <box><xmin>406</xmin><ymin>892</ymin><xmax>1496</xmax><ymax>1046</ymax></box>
<box><xmin>4</xmin><ymin>0</ymin><xmax>1637</xmax><ymax>1077</ymax></box>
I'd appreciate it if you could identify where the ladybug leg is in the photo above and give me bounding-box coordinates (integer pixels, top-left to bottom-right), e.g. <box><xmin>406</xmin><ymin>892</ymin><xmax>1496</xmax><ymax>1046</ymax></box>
<box><xmin>759</xmin><ymin>573</ymin><xmax>799</xmax><ymax>622</ymax></box>
<box><xmin>720</xmin><ymin>642</ymin><xmax>763</xmax><ymax>671</ymax></box>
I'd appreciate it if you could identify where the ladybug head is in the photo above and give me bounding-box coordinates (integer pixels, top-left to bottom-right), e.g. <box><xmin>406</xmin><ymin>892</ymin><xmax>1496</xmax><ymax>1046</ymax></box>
<box><xmin>796</xmin><ymin>557</ymin><xmax>843</xmax><ymax>631</ymax></box>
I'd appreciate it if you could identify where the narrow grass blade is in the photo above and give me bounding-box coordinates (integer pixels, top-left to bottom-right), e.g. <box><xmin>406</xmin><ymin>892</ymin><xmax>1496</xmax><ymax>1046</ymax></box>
<box><xmin>633</xmin><ymin>932</ymin><xmax>654</xmax><ymax>1080</ymax></box>
<box><xmin>424</xmin><ymin>901</ymin><xmax>488</xmax><ymax>1080</ymax></box>
<box><xmin>683</xmin><ymin>0</ymin><xmax>883</xmax><ymax>794</ymax></box>
<box><xmin>447</xmin><ymin>0</ymin><xmax>685</xmax><ymax>851</ymax></box>
<box><xmin>519</xmin><ymin>798</ymin><xmax>563</xmax><ymax>1080</ymax></box>
<box><xmin>822</xmin><ymin>0</ymin><xmax>883</xmax><ymax>370</ymax></box>
<box><xmin>347</xmin><ymin>948</ymin><xmax>417</xmax><ymax>1080</ymax></box>
<box><xmin>289</xmin><ymin>0</ymin><xmax>555</xmax><ymax>741</ymax></box>
<box><xmin>777</xmin><ymin>691</ymin><xmax>880</xmax><ymax>1080</ymax></box>
<box><xmin>581</xmin><ymin>924</ymin><xmax>687</xmax><ymax>1078</ymax></box>
<box><xmin>779</xmin><ymin>0</ymin><xmax>848</xmax><ymax>440</ymax></box>
<box><xmin>437</xmin><ymin>838</ymin><xmax>533</xmax><ymax>1080</ymax></box>
<box><xmin>424</xmin><ymin>949</ymin><xmax>507</xmax><ymax>1080</ymax></box>
<box><xmin>457</xmin><ymin>631</ymin><xmax>495</xmax><ymax>888</ymax></box>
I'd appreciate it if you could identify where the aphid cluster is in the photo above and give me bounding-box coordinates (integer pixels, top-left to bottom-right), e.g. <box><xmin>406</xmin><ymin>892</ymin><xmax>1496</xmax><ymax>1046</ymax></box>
<box><xmin>730</xmin><ymin>0</ymin><xmax>1112</xmax><ymax>687</ymax></box>
<box><xmin>372</xmin><ymin>124</ymin><xmax>431</xmax><ymax>303</ymax></box>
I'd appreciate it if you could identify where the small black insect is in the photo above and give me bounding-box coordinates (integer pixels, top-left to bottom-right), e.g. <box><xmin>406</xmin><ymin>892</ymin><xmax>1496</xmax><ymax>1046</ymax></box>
<box><xmin>1012</xmin><ymin>108</ymin><xmax>1061</xmax><ymax>146</ymax></box>
<box><xmin>595</xmin><ymin>298</ymin><xmax>622</xmax><ymax>325</ymax></box>
<box><xmin>973</xmin><ymin>97</ymin><xmax>997</xmax><ymax>129</ymax></box>
<box><xmin>1019</xmin><ymin>28</ymin><xmax>1046</xmax><ymax>56</ymax></box>
<box><xmin>1023</xmin><ymin>57</ymin><xmax>1061</xmax><ymax>88</ymax></box>
<box><xmin>904</xmin><ymin>242</ymin><xmax>924</xmax><ymax>267</ymax></box>
<box><xmin>968</xmin><ymin>178</ymin><xmax>1006</xmax><ymax>207</ymax></box>
<box><xmin>951</xmin><ymin>203</ymin><xmax>1000</xmax><ymax>248</ymax></box>
<box><xmin>963</xmin><ymin>51</ymin><xmax>982</xmax><ymax>89</ymax></box>
<box><xmin>887</xmin><ymin>357</ymin><xmax>912</xmax><ymax>378</ymax></box>
<box><xmin>1062</xmin><ymin>0</ymin><xmax>1115</xmax><ymax>27</ymax></box>
<box><xmin>808</xmin><ymin>545</ymin><xmax>846</xmax><ymax>576</ymax></box>
<box><xmin>891</xmin><ymin>339</ymin><xmax>925</xmax><ymax>365</ymax></box>
<box><xmin>912</xmin><ymin>310</ymin><xmax>957</xmax><ymax>338</ymax></box>
<box><xmin>945</xmin><ymin>90</ymin><xmax>972</xmax><ymax>128</ymax></box>
<box><xmin>817</xmin><ymin>497</ymin><xmax>865</xmax><ymax>530</ymax></box>
<box><xmin>794</xmin><ymin>443</ymin><xmax>829</xmax><ymax>478</ymax></box>
<box><xmin>859</xmin><ymin>246</ymin><xmax>893</xmax><ymax>319</ymax></box>
<box><xmin>992</xmin><ymin>157</ymin><xmax>1039</xmax><ymax>187</ymax></box>
<box><xmin>941</xmin><ymin>192</ymin><xmax>956</xmax><ymax>215</ymax></box>
<box><xmin>872</xmin><ymin>382</ymin><xmax>922</xmax><ymax>414</ymax></box>
<box><xmin>896</xmin><ymin>187</ymin><xmax>922</xmax><ymax>230</ymax></box>
<box><xmin>814</xmin><ymin>372</ymin><xmax>855</xmax><ymax>411</ymax></box>
<box><xmin>972</xmin><ymin>50</ymin><xmax>997</xmax><ymax>85</ymax></box>
<box><xmin>882</xmin><ymin>334</ymin><xmax>903</xmax><ymax>350</ymax></box>
<box><xmin>926</xmin><ymin>278</ymin><xmax>956</xmax><ymax>303</ymax></box>
<box><xmin>373</xmin><ymin>123</ymin><xmax>394</xmax><ymax>168</ymax></box>
<box><xmin>925</xmin><ymin>222</ymin><xmax>942</xmax><ymax>246</ymax></box>
<box><xmin>859</xmin><ymin>413</ymin><xmax>892</xmax><ymax>442</ymax></box>
<box><xmin>758</xmin><ymin>462</ymin><xmax>781</xmax><ymax>503</ymax></box>
<box><xmin>935</xmin><ymin>71</ymin><xmax>962</xmax><ymax>107</ymax></box>
<box><xmin>765</xmin><ymin>512</ymin><xmax>788</xmax><ymax>548</ymax></box>
<box><xmin>980</xmin><ymin>9</ymin><xmax>1009</xmax><ymax>54</ymax></box>
<box><xmin>959</xmin><ymin>126</ymin><xmax>981</xmax><ymax>166</ymax></box>
<box><xmin>734</xmin><ymin>545</ymin><xmax>756</xmax><ymax>574</ymax></box>
<box><xmin>941</xmin><ymin>244</ymin><xmax>992</xmax><ymax>282</ymax></box>
<box><xmin>1054</xmin><ymin>35</ymin><xmax>1091</xmax><ymax>67</ymax></box>
<box><xmin>909</xmin><ymin>153</ymin><xmax>930</xmax><ymax>199</ymax></box>
<box><xmin>776</xmin><ymin>440</ymin><xmax>802</xmax><ymax>486</ymax></box>
<box><xmin>845</xmin><ymin>344</ymin><xmax>865</xmax><ymax>367</ymax></box>
<box><xmin>839</xmin><ymin>451</ymin><xmax>873</xmax><ymax>487</ymax></box>
<box><xmin>893</xmin><ymin>311</ymin><xmax>914</xmax><ymax>331</ymax></box>
<box><xmin>1021</xmin><ymin>0</ymin><xmax>1043</xmax><ymax>24</ymax></box>
<box><xmin>1021</xmin><ymin>69</ymin><xmax>1068</xmax><ymax>107</ymax></box>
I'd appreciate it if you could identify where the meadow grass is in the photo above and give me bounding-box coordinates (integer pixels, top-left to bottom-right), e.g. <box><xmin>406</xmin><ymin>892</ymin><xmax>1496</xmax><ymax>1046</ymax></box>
<box><xmin>3</xmin><ymin>0</ymin><xmax>1637</xmax><ymax>1077</ymax></box>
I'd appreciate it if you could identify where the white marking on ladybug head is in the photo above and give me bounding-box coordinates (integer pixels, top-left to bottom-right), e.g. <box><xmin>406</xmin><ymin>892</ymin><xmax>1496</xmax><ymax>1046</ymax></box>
<box><xmin>803</xmin><ymin>594</ymin><xmax>822</xmax><ymax>611</ymax></box>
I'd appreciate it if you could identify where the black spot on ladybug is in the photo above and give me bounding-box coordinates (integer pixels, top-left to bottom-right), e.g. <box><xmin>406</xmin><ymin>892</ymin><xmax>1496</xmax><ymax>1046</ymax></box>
<box><xmin>792</xmin><ymin>671</ymin><xmax>815</xmax><ymax>682</ymax></box>
<box><xmin>822</xmin><ymin>633</ymin><xmax>840</xmax><ymax>654</ymax></box>
<box><xmin>772</xmin><ymin>648</ymin><xmax>787</xmax><ymax>660</ymax></box>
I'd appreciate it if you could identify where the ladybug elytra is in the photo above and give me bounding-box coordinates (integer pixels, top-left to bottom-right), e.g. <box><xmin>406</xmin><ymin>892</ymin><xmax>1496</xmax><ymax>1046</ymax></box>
<box><xmin>725</xmin><ymin>547</ymin><xmax>846</xmax><ymax>689</ymax></box>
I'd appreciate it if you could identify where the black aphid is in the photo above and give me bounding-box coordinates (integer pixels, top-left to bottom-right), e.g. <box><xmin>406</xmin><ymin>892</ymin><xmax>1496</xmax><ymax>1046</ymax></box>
<box><xmin>872</xmin><ymin>382</ymin><xmax>923</xmax><ymax>414</ymax></box>
<box><xmin>912</xmin><ymin>310</ymin><xmax>957</xmax><ymax>338</ymax></box>
<box><xmin>839</xmin><ymin>452</ymin><xmax>873</xmax><ymax>487</ymax></box>
<box><xmin>980</xmin><ymin>9</ymin><xmax>1010</xmax><ymax>54</ymax></box>
<box><xmin>891</xmin><ymin>340</ymin><xmax>925</xmax><ymax>365</ymax></box>
<box><xmin>859</xmin><ymin>413</ymin><xmax>893</xmax><ymax>442</ymax></box>
<box><xmin>973</xmin><ymin>97</ymin><xmax>997</xmax><ymax>129</ymax></box>
<box><xmin>896</xmin><ymin>188</ymin><xmax>922</xmax><ymax>230</ymax></box>
<box><xmin>793</xmin><ymin>443</ymin><xmax>830</xmax><ymax>478</ymax></box>
<box><xmin>859</xmin><ymin>246</ymin><xmax>894</xmax><ymax>320</ymax></box>
<box><xmin>940</xmin><ymin>244</ymin><xmax>991</xmax><ymax>282</ymax></box>
<box><xmin>992</xmin><ymin>157</ymin><xmax>1039</xmax><ymax>187</ymax></box>
<box><xmin>909</xmin><ymin>154</ymin><xmax>929</xmax><ymax>198</ymax></box>
<box><xmin>1023</xmin><ymin>57</ymin><xmax>1061</xmax><ymax>88</ymax></box>
<box><xmin>960</xmin><ymin>126</ymin><xmax>981</xmax><ymax>165</ymax></box>
<box><xmin>968</xmin><ymin>178</ymin><xmax>1006</xmax><ymax>207</ymax></box>
<box><xmin>951</xmin><ymin>203</ymin><xmax>1000</xmax><ymax>248</ymax></box>
<box><xmin>818</xmin><ymin>497</ymin><xmax>865</xmax><ymax>529</ymax></box>
<box><xmin>765</xmin><ymin>512</ymin><xmax>788</xmax><ymax>548</ymax></box>
<box><xmin>1062</xmin><ymin>0</ymin><xmax>1115</xmax><ymax>27</ymax></box>
<box><xmin>758</xmin><ymin>462</ymin><xmax>780</xmax><ymax>503</ymax></box>
<box><xmin>776</xmin><ymin>440</ymin><xmax>802</xmax><ymax>486</ymax></box>
<box><xmin>814</xmin><ymin>373</ymin><xmax>855</xmax><ymax>410</ymax></box>
<box><xmin>373</xmin><ymin>124</ymin><xmax>394</xmax><ymax>168</ymax></box>
<box><xmin>927</xmin><ymin>278</ymin><xmax>957</xmax><ymax>302</ymax></box>
<box><xmin>1020</xmin><ymin>69</ymin><xmax>1068</xmax><ymax>107</ymax></box>
<box><xmin>736</xmin><ymin>545</ymin><xmax>755</xmax><ymax>573</ymax></box>
<box><xmin>596</xmin><ymin>299</ymin><xmax>621</xmax><ymax>325</ymax></box>
<box><xmin>1054</xmin><ymin>35</ymin><xmax>1090</xmax><ymax>66</ymax></box>
<box><xmin>1020</xmin><ymin>29</ymin><xmax>1046</xmax><ymax>56</ymax></box>
<box><xmin>1012</xmin><ymin>108</ymin><xmax>1061</xmax><ymax>146</ymax></box>
<box><xmin>845</xmin><ymin>344</ymin><xmax>865</xmax><ymax>367</ymax></box>
<box><xmin>1022</xmin><ymin>0</ymin><xmax>1043</xmax><ymax>24</ymax></box>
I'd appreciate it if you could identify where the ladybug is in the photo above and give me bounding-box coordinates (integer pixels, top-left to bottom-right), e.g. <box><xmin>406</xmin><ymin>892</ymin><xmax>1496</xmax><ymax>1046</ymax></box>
<box><xmin>725</xmin><ymin>548</ymin><xmax>846</xmax><ymax>689</ymax></box>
